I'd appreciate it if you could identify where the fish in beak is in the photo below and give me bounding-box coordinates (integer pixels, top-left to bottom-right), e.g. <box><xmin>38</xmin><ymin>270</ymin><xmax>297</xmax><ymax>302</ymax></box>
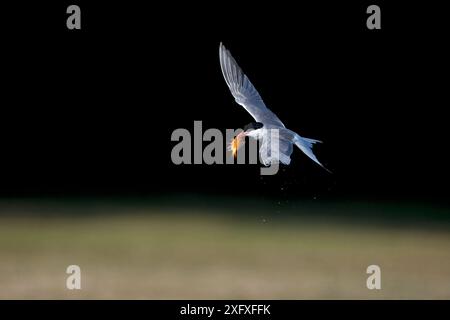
<box><xmin>230</xmin><ymin>132</ymin><xmax>245</xmax><ymax>158</ymax></box>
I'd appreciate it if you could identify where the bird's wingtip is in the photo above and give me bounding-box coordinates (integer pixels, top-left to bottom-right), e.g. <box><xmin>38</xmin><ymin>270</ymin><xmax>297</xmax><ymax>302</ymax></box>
<box><xmin>322</xmin><ymin>165</ymin><xmax>333</xmax><ymax>174</ymax></box>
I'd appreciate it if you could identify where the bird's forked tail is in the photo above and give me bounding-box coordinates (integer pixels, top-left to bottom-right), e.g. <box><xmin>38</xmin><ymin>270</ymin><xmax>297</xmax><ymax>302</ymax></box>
<box><xmin>293</xmin><ymin>134</ymin><xmax>331</xmax><ymax>173</ymax></box>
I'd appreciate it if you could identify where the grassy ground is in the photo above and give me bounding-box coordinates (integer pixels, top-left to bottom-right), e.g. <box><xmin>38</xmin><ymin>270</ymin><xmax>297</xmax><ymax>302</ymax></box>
<box><xmin>1</xmin><ymin>201</ymin><xmax>450</xmax><ymax>299</ymax></box>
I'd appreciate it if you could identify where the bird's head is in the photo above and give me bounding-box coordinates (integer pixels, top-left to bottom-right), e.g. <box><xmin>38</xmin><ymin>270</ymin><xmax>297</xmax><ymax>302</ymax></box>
<box><xmin>229</xmin><ymin>122</ymin><xmax>264</xmax><ymax>158</ymax></box>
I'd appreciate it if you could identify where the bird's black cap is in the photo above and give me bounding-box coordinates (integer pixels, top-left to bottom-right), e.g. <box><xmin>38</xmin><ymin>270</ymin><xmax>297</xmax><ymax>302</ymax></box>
<box><xmin>243</xmin><ymin>122</ymin><xmax>264</xmax><ymax>131</ymax></box>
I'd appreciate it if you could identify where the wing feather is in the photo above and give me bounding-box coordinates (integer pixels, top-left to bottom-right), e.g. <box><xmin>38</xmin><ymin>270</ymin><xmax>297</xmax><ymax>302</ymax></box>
<box><xmin>219</xmin><ymin>43</ymin><xmax>285</xmax><ymax>127</ymax></box>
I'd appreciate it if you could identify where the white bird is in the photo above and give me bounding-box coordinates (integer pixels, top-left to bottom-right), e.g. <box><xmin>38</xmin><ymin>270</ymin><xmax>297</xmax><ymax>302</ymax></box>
<box><xmin>219</xmin><ymin>43</ymin><xmax>330</xmax><ymax>172</ymax></box>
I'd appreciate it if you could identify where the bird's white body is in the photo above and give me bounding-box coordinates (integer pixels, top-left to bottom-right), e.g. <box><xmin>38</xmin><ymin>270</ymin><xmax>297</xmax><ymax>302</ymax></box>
<box><xmin>219</xmin><ymin>43</ymin><xmax>329</xmax><ymax>172</ymax></box>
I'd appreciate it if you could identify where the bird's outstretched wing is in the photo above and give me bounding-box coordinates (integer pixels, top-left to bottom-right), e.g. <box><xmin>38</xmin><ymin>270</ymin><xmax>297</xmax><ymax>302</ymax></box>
<box><xmin>219</xmin><ymin>43</ymin><xmax>285</xmax><ymax>128</ymax></box>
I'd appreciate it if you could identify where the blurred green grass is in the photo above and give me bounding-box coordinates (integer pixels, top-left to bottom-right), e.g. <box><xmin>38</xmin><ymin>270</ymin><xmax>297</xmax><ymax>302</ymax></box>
<box><xmin>1</xmin><ymin>199</ymin><xmax>450</xmax><ymax>299</ymax></box>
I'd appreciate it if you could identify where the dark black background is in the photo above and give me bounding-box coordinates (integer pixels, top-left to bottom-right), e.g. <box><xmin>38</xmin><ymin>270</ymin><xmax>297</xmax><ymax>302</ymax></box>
<box><xmin>1</xmin><ymin>1</ymin><xmax>449</xmax><ymax>203</ymax></box>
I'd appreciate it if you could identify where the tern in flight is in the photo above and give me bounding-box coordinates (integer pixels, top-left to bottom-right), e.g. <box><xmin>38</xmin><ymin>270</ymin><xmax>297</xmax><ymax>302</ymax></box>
<box><xmin>219</xmin><ymin>43</ymin><xmax>330</xmax><ymax>172</ymax></box>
